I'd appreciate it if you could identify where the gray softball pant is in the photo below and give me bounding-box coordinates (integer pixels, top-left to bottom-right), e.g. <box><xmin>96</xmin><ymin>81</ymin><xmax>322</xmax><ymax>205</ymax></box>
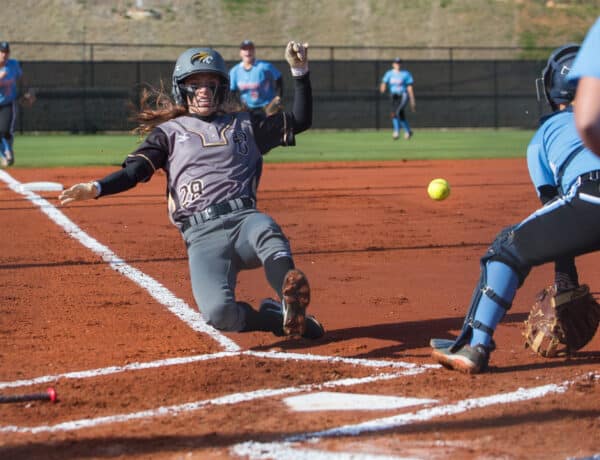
<box><xmin>182</xmin><ymin>208</ymin><xmax>292</xmax><ymax>331</ymax></box>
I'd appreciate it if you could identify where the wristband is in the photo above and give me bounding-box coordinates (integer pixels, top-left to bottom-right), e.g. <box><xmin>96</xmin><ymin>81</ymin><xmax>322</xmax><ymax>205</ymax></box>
<box><xmin>291</xmin><ymin>65</ymin><xmax>309</xmax><ymax>77</ymax></box>
<box><xmin>92</xmin><ymin>181</ymin><xmax>102</xmax><ymax>198</ymax></box>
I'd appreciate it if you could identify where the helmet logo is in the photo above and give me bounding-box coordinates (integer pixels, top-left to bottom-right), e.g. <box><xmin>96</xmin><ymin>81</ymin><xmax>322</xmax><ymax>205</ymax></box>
<box><xmin>191</xmin><ymin>52</ymin><xmax>214</xmax><ymax>64</ymax></box>
<box><xmin>560</xmin><ymin>64</ymin><xmax>571</xmax><ymax>76</ymax></box>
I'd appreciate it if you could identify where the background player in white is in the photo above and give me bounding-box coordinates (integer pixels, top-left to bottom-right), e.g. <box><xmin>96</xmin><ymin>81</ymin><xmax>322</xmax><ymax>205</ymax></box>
<box><xmin>59</xmin><ymin>42</ymin><xmax>324</xmax><ymax>340</ymax></box>
<box><xmin>229</xmin><ymin>40</ymin><xmax>283</xmax><ymax>116</ymax></box>
<box><xmin>430</xmin><ymin>44</ymin><xmax>600</xmax><ymax>373</ymax></box>
<box><xmin>380</xmin><ymin>57</ymin><xmax>416</xmax><ymax>140</ymax></box>
<box><xmin>568</xmin><ymin>17</ymin><xmax>600</xmax><ymax>156</ymax></box>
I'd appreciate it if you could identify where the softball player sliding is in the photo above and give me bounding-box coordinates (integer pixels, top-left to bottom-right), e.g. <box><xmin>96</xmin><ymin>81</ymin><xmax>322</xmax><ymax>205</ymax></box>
<box><xmin>430</xmin><ymin>44</ymin><xmax>600</xmax><ymax>373</ymax></box>
<box><xmin>59</xmin><ymin>42</ymin><xmax>324</xmax><ymax>340</ymax></box>
<box><xmin>379</xmin><ymin>57</ymin><xmax>416</xmax><ymax>140</ymax></box>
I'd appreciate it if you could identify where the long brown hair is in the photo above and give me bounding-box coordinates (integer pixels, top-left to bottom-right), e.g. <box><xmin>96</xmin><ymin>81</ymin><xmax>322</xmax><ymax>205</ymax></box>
<box><xmin>131</xmin><ymin>84</ymin><xmax>187</xmax><ymax>135</ymax></box>
<box><xmin>131</xmin><ymin>81</ymin><xmax>243</xmax><ymax>135</ymax></box>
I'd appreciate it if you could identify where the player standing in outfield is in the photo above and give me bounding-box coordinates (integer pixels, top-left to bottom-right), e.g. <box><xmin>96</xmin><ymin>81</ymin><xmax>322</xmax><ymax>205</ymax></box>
<box><xmin>59</xmin><ymin>42</ymin><xmax>324</xmax><ymax>340</ymax></box>
<box><xmin>379</xmin><ymin>57</ymin><xmax>416</xmax><ymax>140</ymax></box>
<box><xmin>229</xmin><ymin>40</ymin><xmax>283</xmax><ymax>116</ymax></box>
<box><xmin>568</xmin><ymin>17</ymin><xmax>600</xmax><ymax>156</ymax></box>
<box><xmin>0</xmin><ymin>41</ymin><xmax>33</xmax><ymax>167</ymax></box>
<box><xmin>430</xmin><ymin>44</ymin><xmax>600</xmax><ymax>373</ymax></box>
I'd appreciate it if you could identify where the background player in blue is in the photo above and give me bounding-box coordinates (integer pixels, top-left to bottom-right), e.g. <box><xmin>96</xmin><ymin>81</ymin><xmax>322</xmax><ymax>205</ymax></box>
<box><xmin>229</xmin><ymin>40</ymin><xmax>283</xmax><ymax>115</ymax></box>
<box><xmin>379</xmin><ymin>57</ymin><xmax>416</xmax><ymax>140</ymax></box>
<box><xmin>569</xmin><ymin>17</ymin><xmax>600</xmax><ymax>156</ymax></box>
<box><xmin>430</xmin><ymin>44</ymin><xmax>600</xmax><ymax>373</ymax></box>
<box><xmin>0</xmin><ymin>41</ymin><xmax>33</xmax><ymax>167</ymax></box>
<box><xmin>58</xmin><ymin>41</ymin><xmax>324</xmax><ymax>340</ymax></box>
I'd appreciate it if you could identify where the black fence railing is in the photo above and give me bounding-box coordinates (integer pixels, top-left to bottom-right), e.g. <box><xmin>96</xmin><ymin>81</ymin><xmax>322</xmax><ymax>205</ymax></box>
<box><xmin>18</xmin><ymin>58</ymin><xmax>550</xmax><ymax>133</ymax></box>
<box><xmin>13</xmin><ymin>43</ymin><xmax>557</xmax><ymax>132</ymax></box>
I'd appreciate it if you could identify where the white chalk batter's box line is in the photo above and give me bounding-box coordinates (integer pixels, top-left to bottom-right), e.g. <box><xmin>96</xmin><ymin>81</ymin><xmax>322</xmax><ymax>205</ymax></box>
<box><xmin>0</xmin><ymin>350</ymin><xmax>438</xmax><ymax>390</ymax></box>
<box><xmin>1</xmin><ymin>371</ymin><xmax>597</xmax><ymax>441</ymax></box>
<box><xmin>232</xmin><ymin>373</ymin><xmax>600</xmax><ymax>460</ymax></box>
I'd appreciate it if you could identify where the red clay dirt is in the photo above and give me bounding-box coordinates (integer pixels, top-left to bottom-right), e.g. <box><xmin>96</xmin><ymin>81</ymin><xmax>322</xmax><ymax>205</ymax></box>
<box><xmin>1</xmin><ymin>159</ymin><xmax>599</xmax><ymax>459</ymax></box>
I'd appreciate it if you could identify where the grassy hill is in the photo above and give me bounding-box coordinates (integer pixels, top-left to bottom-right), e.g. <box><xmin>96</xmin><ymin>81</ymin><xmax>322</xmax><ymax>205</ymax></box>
<box><xmin>2</xmin><ymin>0</ymin><xmax>598</xmax><ymax>60</ymax></box>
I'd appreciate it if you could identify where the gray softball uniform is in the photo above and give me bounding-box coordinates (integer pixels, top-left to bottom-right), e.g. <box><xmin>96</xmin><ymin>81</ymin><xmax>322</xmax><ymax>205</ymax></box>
<box><xmin>94</xmin><ymin>74</ymin><xmax>312</xmax><ymax>331</ymax></box>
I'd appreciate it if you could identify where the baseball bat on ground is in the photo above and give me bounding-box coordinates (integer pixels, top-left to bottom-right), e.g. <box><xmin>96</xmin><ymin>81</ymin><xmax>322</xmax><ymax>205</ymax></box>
<box><xmin>0</xmin><ymin>387</ymin><xmax>57</xmax><ymax>404</ymax></box>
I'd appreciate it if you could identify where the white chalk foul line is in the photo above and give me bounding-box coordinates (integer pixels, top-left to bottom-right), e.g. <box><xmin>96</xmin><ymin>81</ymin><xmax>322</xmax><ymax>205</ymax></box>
<box><xmin>231</xmin><ymin>373</ymin><xmax>599</xmax><ymax>459</ymax></box>
<box><xmin>0</xmin><ymin>170</ymin><xmax>239</xmax><ymax>352</ymax></box>
<box><xmin>1</xmin><ymin>169</ymin><xmax>437</xmax><ymax>384</ymax></box>
<box><xmin>0</xmin><ymin>349</ymin><xmax>434</xmax><ymax>390</ymax></box>
<box><xmin>0</xmin><ymin>351</ymin><xmax>240</xmax><ymax>390</ymax></box>
<box><xmin>233</xmin><ymin>443</ymin><xmax>413</xmax><ymax>460</ymax></box>
<box><xmin>0</xmin><ymin>369</ymin><xmax>424</xmax><ymax>434</ymax></box>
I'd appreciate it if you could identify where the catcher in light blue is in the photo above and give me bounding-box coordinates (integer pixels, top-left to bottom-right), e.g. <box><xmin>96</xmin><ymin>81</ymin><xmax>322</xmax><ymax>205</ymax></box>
<box><xmin>430</xmin><ymin>44</ymin><xmax>600</xmax><ymax>373</ymax></box>
<box><xmin>379</xmin><ymin>57</ymin><xmax>416</xmax><ymax>140</ymax></box>
<box><xmin>568</xmin><ymin>17</ymin><xmax>600</xmax><ymax>156</ymax></box>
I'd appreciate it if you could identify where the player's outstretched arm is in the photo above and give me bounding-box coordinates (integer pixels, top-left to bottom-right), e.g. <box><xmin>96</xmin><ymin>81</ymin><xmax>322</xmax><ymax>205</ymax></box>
<box><xmin>59</xmin><ymin>182</ymin><xmax>99</xmax><ymax>205</ymax></box>
<box><xmin>285</xmin><ymin>41</ymin><xmax>309</xmax><ymax>77</ymax></box>
<box><xmin>285</xmin><ymin>41</ymin><xmax>312</xmax><ymax>135</ymax></box>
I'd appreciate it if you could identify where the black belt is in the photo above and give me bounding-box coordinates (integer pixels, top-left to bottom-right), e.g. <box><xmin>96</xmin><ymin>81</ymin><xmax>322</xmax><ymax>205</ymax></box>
<box><xmin>180</xmin><ymin>197</ymin><xmax>255</xmax><ymax>232</ymax></box>
<box><xmin>578</xmin><ymin>170</ymin><xmax>600</xmax><ymax>184</ymax></box>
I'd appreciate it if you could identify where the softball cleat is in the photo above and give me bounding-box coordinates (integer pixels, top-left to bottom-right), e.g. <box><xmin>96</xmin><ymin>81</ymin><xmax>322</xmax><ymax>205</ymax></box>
<box><xmin>280</xmin><ymin>269</ymin><xmax>311</xmax><ymax>337</ymax></box>
<box><xmin>259</xmin><ymin>298</ymin><xmax>324</xmax><ymax>339</ymax></box>
<box><xmin>431</xmin><ymin>343</ymin><xmax>490</xmax><ymax>374</ymax></box>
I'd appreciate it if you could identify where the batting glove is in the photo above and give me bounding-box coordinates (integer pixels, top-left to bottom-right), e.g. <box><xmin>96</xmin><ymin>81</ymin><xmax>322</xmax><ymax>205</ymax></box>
<box><xmin>59</xmin><ymin>181</ymin><xmax>100</xmax><ymax>205</ymax></box>
<box><xmin>285</xmin><ymin>41</ymin><xmax>309</xmax><ymax>77</ymax></box>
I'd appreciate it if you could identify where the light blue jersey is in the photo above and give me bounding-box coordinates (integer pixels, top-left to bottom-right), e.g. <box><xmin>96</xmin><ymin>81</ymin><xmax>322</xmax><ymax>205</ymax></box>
<box><xmin>527</xmin><ymin>107</ymin><xmax>600</xmax><ymax>196</ymax></box>
<box><xmin>229</xmin><ymin>60</ymin><xmax>282</xmax><ymax>109</ymax></box>
<box><xmin>0</xmin><ymin>59</ymin><xmax>22</xmax><ymax>105</ymax></box>
<box><xmin>568</xmin><ymin>17</ymin><xmax>600</xmax><ymax>82</ymax></box>
<box><xmin>381</xmin><ymin>69</ymin><xmax>413</xmax><ymax>95</ymax></box>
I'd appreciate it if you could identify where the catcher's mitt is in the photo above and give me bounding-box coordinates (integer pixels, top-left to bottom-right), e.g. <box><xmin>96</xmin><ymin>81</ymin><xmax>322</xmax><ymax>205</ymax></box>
<box><xmin>523</xmin><ymin>284</ymin><xmax>600</xmax><ymax>357</ymax></box>
<box><xmin>264</xmin><ymin>96</ymin><xmax>283</xmax><ymax>116</ymax></box>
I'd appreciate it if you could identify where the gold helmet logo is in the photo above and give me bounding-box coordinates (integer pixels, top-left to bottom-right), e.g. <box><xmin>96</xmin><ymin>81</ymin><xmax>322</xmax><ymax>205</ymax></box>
<box><xmin>191</xmin><ymin>52</ymin><xmax>214</xmax><ymax>64</ymax></box>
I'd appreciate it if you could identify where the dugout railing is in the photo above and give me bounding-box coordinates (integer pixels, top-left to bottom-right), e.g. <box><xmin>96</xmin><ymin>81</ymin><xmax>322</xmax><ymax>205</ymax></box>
<box><xmin>13</xmin><ymin>42</ymin><xmax>556</xmax><ymax>132</ymax></box>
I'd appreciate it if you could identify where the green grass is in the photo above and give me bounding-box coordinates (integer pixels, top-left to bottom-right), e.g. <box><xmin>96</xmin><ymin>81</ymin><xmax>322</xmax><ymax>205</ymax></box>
<box><xmin>10</xmin><ymin>129</ymin><xmax>535</xmax><ymax>168</ymax></box>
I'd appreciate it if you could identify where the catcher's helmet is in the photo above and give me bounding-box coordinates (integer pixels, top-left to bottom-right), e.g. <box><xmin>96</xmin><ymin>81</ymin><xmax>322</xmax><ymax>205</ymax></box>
<box><xmin>537</xmin><ymin>43</ymin><xmax>580</xmax><ymax>110</ymax></box>
<box><xmin>171</xmin><ymin>47</ymin><xmax>229</xmax><ymax>106</ymax></box>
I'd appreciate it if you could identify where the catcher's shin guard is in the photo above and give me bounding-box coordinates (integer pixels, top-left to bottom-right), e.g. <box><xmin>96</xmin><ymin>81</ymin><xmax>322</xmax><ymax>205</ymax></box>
<box><xmin>451</xmin><ymin>227</ymin><xmax>527</xmax><ymax>351</ymax></box>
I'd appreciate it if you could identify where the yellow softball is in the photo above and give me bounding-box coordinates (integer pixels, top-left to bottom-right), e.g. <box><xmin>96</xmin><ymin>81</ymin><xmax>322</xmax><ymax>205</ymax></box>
<box><xmin>427</xmin><ymin>178</ymin><xmax>450</xmax><ymax>201</ymax></box>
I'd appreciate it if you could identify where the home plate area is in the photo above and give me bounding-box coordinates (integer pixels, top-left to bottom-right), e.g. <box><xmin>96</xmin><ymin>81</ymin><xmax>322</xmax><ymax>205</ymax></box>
<box><xmin>2</xmin><ymin>163</ymin><xmax>600</xmax><ymax>459</ymax></box>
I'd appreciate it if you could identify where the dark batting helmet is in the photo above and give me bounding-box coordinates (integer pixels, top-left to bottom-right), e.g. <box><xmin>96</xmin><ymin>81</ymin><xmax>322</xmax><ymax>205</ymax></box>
<box><xmin>171</xmin><ymin>47</ymin><xmax>229</xmax><ymax>106</ymax></box>
<box><xmin>537</xmin><ymin>43</ymin><xmax>580</xmax><ymax>110</ymax></box>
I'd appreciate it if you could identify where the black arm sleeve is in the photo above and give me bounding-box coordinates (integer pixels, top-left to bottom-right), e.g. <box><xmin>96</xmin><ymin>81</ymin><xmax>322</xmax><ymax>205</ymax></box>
<box><xmin>97</xmin><ymin>128</ymin><xmax>169</xmax><ymax>197</ymax></box>
<box><xmin>291</xmin><ymin>74</ymin><xmax>312</xmax><ymax>133</ymax></box>
<box><xmin>275</xmin><ymin>76</ymin><xmax>283</xmax><ymax>98</ymax></box>
<box><xmin>253</xmin><ymin>73</ymin><xmax>312</xmax><ymax>154</ymax></box>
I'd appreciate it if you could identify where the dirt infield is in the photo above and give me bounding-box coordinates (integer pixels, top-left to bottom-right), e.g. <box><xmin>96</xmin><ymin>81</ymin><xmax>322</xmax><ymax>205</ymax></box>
<box><xmin>1</xmin><ymin>159</ymin><xmax>599</xmax><ymax>460</ymax></box>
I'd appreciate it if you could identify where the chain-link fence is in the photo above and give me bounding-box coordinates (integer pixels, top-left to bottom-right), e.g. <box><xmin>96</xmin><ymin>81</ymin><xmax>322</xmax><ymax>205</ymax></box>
<box><xmin>14</xmin><ymin>42</ymin><xmax>554</xmax><ymax>132</ymax></box>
